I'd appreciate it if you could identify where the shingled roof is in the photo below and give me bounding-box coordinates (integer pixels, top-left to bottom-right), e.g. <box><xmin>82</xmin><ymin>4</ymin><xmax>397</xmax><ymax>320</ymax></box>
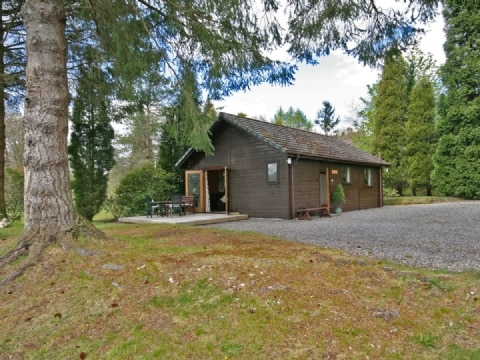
<box><xmin>176</xmin><ymin>113</ymin><xmax>389</xmax><ymax>167</ymax></box>
<box><xmin>218</xmin><ymin>113</ymin><xmax>389</xmax><ymax>166</ymax></box>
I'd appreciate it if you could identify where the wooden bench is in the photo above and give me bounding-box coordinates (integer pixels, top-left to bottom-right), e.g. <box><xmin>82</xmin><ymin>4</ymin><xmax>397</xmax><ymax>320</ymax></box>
<box><xmin>296</xmin><ymin>206</ymin><xmax>331</xmax><ymax>220</ymax></box>
<box><xmin>182</xmin><ymin>195</ymin><xmax>195</xmax><ymax>215</ymax></box>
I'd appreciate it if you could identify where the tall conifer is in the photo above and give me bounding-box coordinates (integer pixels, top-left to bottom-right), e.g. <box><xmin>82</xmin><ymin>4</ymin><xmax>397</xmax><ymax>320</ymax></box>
<box><xmin>432</xmin><ymin>0</ymin><xmax>480</xmax><ymax>199</ymax></box>
<box><xmin>315</xmin><ymin>101</ymin><xmax>340</xmax><ymax>135</ymax></box>
<box><xmin>406</xmin><ymin>78</ymin><xmax>436</xmax><ymax>195</ymax></box>
<box><xmin>68</xmin><ymin>60</ymin><xmax>115</xmax><ymax>220</ymax></box>
<box><xmin>373</xmin><ymin>55</ymin><xmax>409</xmax><ymax>195</ymax></box>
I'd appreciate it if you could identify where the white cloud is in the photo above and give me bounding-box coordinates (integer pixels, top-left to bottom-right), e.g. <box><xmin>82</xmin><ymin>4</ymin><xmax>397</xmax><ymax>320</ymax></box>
<box><xmin>215</xmin><ymin>13</ymin><xmax>445</xmax><ymax>124</ymax></box>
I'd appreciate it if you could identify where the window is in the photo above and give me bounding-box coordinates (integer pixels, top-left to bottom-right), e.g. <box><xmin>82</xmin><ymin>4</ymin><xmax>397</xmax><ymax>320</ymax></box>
<box><xmin>341</xmin><ymin>166</ymin><xmax>351</xmax><ymax>184</ymax></box>
<box><xmin>364</xmin><ymin>168</ymin><xmax>373</xmax><ymax>187</ymax></box>
<box><xmin>267</xmin><ymin>162</ymin><xmax>279</xmax><ymax>184</ymax></box>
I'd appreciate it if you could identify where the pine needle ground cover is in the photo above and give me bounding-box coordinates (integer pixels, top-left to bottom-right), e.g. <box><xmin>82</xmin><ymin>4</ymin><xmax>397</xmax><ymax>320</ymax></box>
<box><xmin>1</xmin><ymin>223</ymin><xmax>479</xmax><ymax>359</ymax></box>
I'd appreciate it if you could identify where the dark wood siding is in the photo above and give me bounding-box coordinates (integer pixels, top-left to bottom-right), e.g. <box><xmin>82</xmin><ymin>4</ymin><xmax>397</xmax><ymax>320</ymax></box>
<box><xmin>328</xmin><ymin>164</ymin><xmax>381</xmax><ymax>211</ymax></box>
<box><xmin>182</xmin><ymin>121</ymin><xmax>384</xmax><ymax>218</ymax></box>
<box><xmin>292</xmin><ymin>159</ymin><xmax>322</xmax><ymax>209</ymax></box>
<box><xmin>191</xmin><ymin>123</ymin><xmax>291</xmax><ymax>218</ymax></box>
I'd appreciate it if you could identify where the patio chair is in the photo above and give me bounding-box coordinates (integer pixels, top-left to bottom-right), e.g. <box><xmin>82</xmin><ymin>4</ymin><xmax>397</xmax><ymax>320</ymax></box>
<box><xmin>182</xmin><ymin>195</ymin><xmax>195</xmax><ymax>215</ymax></box>
<box><xmin>146</xmin><ymin>195</ymin><xmax>154</xmax><ymax>217</ymax></box>
<box><xmin>168</xmin><ymin>194</ymin><xmax>184</xmax><ymax>217</ymax></box>
<box><xmin>146</xmin><ymin>195</ymin><xmax>160</xmax><ymax>217</ymax></box>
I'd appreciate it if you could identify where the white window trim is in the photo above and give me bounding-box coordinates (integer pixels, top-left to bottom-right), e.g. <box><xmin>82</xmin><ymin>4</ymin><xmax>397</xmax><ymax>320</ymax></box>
<box><xmin>364</xmin><ymin>168</ymin><xmax>373</xmax><ymax>187</ymax></box>
<box><xmin>341</xmin><ymin>166</ymin><xmax>351</xmax><ymax>184</ymax></box>
<box><xmin>267</xmin><ymin>162</ymin><xmax>279</xmax><ymax>184</ymax></box>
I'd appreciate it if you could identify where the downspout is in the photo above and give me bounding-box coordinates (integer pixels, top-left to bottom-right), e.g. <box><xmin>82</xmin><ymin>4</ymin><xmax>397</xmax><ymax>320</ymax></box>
<box><xmin>379</xmin><ymin>166</ymin><xmax>384</xmax><ymax>207</ymax></box>
<box><xmin>326</xmin><ymin>166</ymin><xmax>330</xmax><ymax>211</ymax></box>
<box><xmin>290</xmin><ymin>154</ymin><xmax>300</xmax><ymax>219</ymax></box>
<box><xmin>289</xmin><ymin>157</ymin><xmax>294</xmax><ymax>219</ymax></box>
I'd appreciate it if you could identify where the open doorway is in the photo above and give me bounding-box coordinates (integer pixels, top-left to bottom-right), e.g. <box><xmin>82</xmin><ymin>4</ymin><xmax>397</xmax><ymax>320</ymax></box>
<box><xmin>205</xmin><ymin>168</ymin><xmax>227</xmax><ymax>212</ymax></box>
<box><xmin>185</xmin><ymin>167</ymin><xmax>228</xmax><ymax>213</ymax></box>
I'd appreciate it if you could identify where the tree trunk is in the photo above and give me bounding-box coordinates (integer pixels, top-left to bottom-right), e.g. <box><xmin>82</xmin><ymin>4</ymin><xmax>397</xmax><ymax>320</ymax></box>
<box><xmin>22</xmin><ymin>0</ymin><xmax>78</xmax><ymax>237</ymax></box>
<box><xmin>0</xmin><ymin>89</ymin><xmax>6</xmax><ymax>220</ymax></box>
<box><xmin>426</xmin><ymin>186</ymin><xmax>432</xmax><ymax>196</ymax></box>
<box><xmin>0</xmin><ymin>0</ymin><xmax>7</xmax><ymax>219</ymax></box>
<box><xmin>0</xmin><ymin>0</ymin><xmax>78</xmax><ymax>284</ymax></box>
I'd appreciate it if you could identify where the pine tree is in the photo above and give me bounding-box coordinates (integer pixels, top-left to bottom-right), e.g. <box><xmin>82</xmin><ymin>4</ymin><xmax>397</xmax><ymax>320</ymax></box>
<box><xmin>68</xmin><ymin>61</ymin><xmax>115</xmax><ymax>221</ymax></box>
<box><xmin>273</xmin><ymin>107</ymin><xmax>312</xmax><ymax>131</ymax></box>
<box><xmin>315</xmin><ymin>100</ymin><xmax>340</xmax><ymax>135</ymax></box>
<box><xmin>432</xmin><ymin>0</ymin><xmax>480</xmax><ymax>199</ymax></box>
<box><xmin>406</xmin><ymin>78</ymin><xmax>436</xmax><ymax>195</ymax></box>
<box><xmin>159</xmin><ymin>67</ymin><xmax>216</xmax><ymax>188</ymax></box>
<box><xmin>373</xmin><ymin>54</ymin><xmax>409</xmax><ymax>195</ymax></box>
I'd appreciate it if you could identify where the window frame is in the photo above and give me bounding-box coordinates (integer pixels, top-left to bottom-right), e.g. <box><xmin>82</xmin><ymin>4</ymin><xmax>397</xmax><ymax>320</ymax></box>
<box><xmin>363</xmin><ymin>168</ymin><xmax>373</xmax><ymax>187</ymax></box>
<box><xmin>267</xmin><ymin>161</ymin><xmax>279</xmax><ymax>184</ymax></box>
<box><xmin>341</xmin><ymin>166</ymin><xmax>352</xmax><ymax>184</ymax></box>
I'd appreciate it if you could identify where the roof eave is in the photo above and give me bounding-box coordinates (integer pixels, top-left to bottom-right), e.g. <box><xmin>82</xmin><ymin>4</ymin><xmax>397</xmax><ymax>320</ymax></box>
<box><xmin>287</xmin><ymin>153</ymin><xmax>390</xmax><ymax>167</ymax></box>
<box><xmin>175</xmin><ymin>147</ymin><xmax>195</xmax><ymax>168</ymax></box>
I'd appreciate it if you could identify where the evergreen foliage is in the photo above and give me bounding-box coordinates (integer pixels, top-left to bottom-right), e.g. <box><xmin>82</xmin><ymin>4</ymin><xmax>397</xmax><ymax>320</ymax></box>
<box><xmin>159</xmin><ymin>68</ymin><xmax>216</xmax><ymax>189</ymax></box>
<box><xmin>273</xmin><ymin>107</ymin><xmax>313</xmax><ymax>131</ymax></box>
<box><xmin>331</xmin><ymin>183</ymin><xmax>346</xmax><ymax>205</ymax></box>
<box><xmin>315</xmin><ymin>100</ymin><xmax>340</xmax><ymax>135</ymax></box>
<box><xmin>406</xmin><ymin>78</ymin><xmax>436</xmax><ymax>195</ymax></box>
<box><xmin>353</xmin><ymin>84</ymin><xmax>378</xmax><ymax>152</ymax></box>
<box><xmin>78</xmin><ymin>0</ymin><xmax>297</xmax><ymax>154</ymax></box>
<box><xmin>113</xmin><ymin>163</ymin><xmax>178</xmax><ymax>216</ymax></box>
<box><xmin>432</xmin><ymin>0</ymin><xmax>480</xmax><ymax>199</ymax></box>
<box><xmin>286</xmin><ymin>0</ymin><xmax>438</xmax><ymax>66</ymax></box>
<box><xmin>373</xmin><ymin>55</ymin><xmax>409</xmax><ymax>195</ymax></box>
<box><xmin>68</xmin><ymin>62</ymin><xmax>116</xmax><ymax>221</ymax></box>
<box><xmin>111</xmin><ymin>66</ymin><xmax>168</xmax><ymax>180</ymax></box>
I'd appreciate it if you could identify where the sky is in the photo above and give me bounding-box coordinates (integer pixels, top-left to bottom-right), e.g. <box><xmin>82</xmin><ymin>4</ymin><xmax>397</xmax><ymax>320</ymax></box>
<box><xmin>214</xmin><ymin>12</ymin><xmax>446</xmax><ymax>129</ymax></box>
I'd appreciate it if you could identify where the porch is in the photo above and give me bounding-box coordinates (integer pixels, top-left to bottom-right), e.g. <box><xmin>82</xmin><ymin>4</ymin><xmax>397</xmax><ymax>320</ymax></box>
<box><xmin>118</xmin><ymin>212</ymin><xmax>248</xmax><ymax>226</ymax></box>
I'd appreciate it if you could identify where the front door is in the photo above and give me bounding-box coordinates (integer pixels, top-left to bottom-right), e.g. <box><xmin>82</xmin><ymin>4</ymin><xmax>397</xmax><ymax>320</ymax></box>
<box><xmin>320</xmin><ymin>166</ymin><xmax>330</xmax><ymax>209</ymax></box>
<box><xmin>185</xmin><ymin>170</ymin><xmax>204</xmax><ymax>212</ymax></box>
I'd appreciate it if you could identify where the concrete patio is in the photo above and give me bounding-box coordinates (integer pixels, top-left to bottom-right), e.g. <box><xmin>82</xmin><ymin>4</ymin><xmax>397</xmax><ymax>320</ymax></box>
<box><xmin>118</xmin><ymin>212</ymin><xmax>249</xmax><ymax>226</ymax></box>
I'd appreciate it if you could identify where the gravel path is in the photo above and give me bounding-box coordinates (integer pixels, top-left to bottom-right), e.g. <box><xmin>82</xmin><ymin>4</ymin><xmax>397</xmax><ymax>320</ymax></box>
<box><xmin>204</xmin><ymin>201</ymin><xmax>480</xmax><ymax>272</ymax></box>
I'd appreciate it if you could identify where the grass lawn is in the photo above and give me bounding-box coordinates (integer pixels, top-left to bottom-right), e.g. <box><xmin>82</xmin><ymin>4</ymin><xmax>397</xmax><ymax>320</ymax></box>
<box><xmin>1</xmin><ymin>220</ymin><xmax>479</xmax><ymax>359</ymax></box>
<box><xmin>383</xmin><ymin>196</ymin><xmax>462</xmax><ymax>206</ymax></box>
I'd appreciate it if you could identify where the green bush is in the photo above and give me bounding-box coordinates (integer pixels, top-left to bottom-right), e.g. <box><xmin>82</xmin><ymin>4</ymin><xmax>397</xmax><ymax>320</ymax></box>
<box><xmin>111</xmin><ymin>163</ymin><xmax>180</xmax><ymax>216</ymax></box>
<box><xmin>5</xmin><ymin>168</ymin><xmax>24</xmax><ymax>222</ymax></box>
<box><xmin>331</xmin><ymin>183</ymin><xmax>346</xmax><ymax>205</ymax></box>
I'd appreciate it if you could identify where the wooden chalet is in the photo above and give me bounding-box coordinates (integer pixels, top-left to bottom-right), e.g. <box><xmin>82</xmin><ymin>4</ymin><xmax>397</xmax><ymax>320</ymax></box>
<box><xmin>176</xmin><ymin>113</ymin><xmax>389</xmax><ymax>219</ymax></box>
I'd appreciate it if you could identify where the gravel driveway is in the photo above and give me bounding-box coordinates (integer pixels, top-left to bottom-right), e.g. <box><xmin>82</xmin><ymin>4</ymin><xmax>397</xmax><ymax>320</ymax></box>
<box><xmin>205</xmin><ymin>201</ymin><xmax>480</xmax><ymax>272</ymax></box>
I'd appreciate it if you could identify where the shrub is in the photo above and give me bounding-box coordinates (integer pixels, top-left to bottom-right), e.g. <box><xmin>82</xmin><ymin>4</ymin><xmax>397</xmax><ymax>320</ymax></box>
<box><xmin>112</xmin><ymin>164</ymin><xmax>179</xmax><ymax>216</ymax></box>
<box><xmin>5</xmin><ymin>168</ymin><xmax>24</xmax><ymax>222</ymax></box>
<box><xmin>331</xmin><ymin>183</ymin><xmax>346</xmax><ymax>205</ymax></box>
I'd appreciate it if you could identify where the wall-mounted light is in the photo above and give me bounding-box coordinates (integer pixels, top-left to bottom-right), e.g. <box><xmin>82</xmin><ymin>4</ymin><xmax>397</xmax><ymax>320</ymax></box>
<box><xmin>287</xmin><ymin>158</ymin><xmax>292</xmax><ymax>165</ymax></box>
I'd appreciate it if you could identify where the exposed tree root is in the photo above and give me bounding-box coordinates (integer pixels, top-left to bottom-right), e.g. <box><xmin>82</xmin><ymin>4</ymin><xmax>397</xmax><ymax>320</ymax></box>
<box><xmin>0</xmin><ymin>242</ymin><xmax>29</xmax><ymax>267</ymax></box>
<box><xmin>77</xmin><ymin>215</ymin><xmax>106</xmax><ymax>240</ymax></box>
<box><xmin>0</xmin><ymin>240</ymin><xmax>46</xmax><ymax>286</ymax></box>
<box><xmin>0</xmin><ymin>216</ymin><xmax>106</xmax><ymax>286</ymax></box>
